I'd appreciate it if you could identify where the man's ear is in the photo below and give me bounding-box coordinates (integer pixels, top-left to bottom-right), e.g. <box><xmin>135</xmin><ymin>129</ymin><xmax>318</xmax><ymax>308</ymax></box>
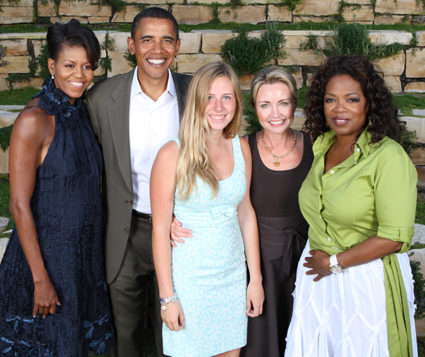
<box><xmin>175</xmin><ymin>38</ymin><xmax>181</xmax><ymax>56</ymax></box>
<box><xmin>127</xmin><ymin>36</ymin><xmax>135</xmax><ymax>55</ymax></box>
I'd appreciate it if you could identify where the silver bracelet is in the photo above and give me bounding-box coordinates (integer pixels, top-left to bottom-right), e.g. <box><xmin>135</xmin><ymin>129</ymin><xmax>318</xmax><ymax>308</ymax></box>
<box><xmin>159</xmin><ymin>295</ymin><xmax>178</xmax><ymax>311</ymax></box>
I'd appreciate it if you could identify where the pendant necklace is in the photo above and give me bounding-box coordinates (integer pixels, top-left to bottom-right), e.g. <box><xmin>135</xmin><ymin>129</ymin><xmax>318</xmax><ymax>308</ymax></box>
<box><xmin>261</xmin><ymin>129</ymin><xmax>297</xmax><ymax>167</ymax></box>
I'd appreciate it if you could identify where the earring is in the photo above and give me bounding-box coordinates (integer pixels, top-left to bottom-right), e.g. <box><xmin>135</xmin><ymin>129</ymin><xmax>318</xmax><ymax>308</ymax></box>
<box><xmin>51</xmin><ymin>73</ymin><xmax>55</xmax><ymax>79</ymax></box>
<box><xmin>369</xmin><ymin>116</ymin><xmax>372</xmax><ymax>126</ymax></box>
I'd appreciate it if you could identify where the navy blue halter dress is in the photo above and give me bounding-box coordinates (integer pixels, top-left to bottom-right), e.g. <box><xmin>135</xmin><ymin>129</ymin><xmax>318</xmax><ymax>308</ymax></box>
<box><xmin>0</xmin><ymin>78</ymin><xmax>114</xmax><ymax>356</ymax></box>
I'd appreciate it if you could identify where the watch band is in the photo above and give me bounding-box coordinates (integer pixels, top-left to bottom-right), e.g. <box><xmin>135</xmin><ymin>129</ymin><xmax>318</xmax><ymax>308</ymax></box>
<box><xmin>329</xmin><ymin>254</ymin><xmax>343</xmax><ymax>274</ymax></box>
<box><xmin>329</xmin><ymin>253</ymin><xmax>339</xmax><ymax>267</ymax></box>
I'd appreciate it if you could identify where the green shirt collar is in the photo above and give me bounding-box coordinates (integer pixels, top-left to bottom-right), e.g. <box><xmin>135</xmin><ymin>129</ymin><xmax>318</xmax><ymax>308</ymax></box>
<box><xmin>314</xmin><ymin>127</ymin><xmax>374</xmax><ymax>159</ymax></box>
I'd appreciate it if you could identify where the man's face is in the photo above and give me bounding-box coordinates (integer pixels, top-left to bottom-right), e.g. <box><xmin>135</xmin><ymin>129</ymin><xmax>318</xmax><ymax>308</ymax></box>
<box><xmin>127</xmin><ymin>17</ymin><xmax>180</xmax><ymax>83</ymax></box>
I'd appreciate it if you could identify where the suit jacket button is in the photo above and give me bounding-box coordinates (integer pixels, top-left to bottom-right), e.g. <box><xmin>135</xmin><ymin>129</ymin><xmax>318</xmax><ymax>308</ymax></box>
<box><xmin>124</xmin><ymin>228</ymin><xmax>130</xmax><ymax>234</ymax></box>
<box><xmin>126</xmin><ymin>200</ymin><xmax>133</xmax><ymax>205</ymax></box>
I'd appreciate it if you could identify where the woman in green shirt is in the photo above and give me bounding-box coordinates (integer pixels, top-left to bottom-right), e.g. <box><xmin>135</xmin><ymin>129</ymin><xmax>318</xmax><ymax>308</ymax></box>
<box><xmin>285</xmin><ymin>56</ymin><xmax>417</xmax><ymax>357</ymax></box>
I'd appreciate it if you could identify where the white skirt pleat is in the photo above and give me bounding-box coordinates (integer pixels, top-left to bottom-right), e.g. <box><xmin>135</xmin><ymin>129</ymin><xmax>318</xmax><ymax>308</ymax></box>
<box><xmin>284</xmin><ymin>240</ymin><xmax>417</xmax><ymax>357</ymax></box>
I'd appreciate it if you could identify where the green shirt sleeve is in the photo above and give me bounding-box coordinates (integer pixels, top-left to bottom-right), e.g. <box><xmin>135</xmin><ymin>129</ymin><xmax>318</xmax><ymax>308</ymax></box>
<box><xmin>375</xmin><ymin>150</ymin><xmax>417</xmax><ymax>253</ymax></box>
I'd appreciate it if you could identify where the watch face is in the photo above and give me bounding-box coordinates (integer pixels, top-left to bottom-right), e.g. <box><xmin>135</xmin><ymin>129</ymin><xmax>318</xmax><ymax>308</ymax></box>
<box><xmin>331</xmin><ymin>265</ymin><xmax>343</xmax><ymax>274</ymax></box>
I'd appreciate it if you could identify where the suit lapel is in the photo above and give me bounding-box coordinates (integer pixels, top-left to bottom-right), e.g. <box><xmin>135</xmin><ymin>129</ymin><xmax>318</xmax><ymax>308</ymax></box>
<box><xmin>172</xmin><ymin>72</ymin><xmax>189</xmax><ymax>121</ymax></box>
<box><xmin>106</xmin><ymin>70</ymin><xmax>134</xmax><ymax>194</ymax></box>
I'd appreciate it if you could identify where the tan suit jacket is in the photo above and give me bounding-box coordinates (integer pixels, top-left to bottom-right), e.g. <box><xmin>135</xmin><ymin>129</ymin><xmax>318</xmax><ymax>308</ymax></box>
<box><xmin>87</xmin><ymin>69</ymin><xmax>192</xmax><ymax>283</ymax></box>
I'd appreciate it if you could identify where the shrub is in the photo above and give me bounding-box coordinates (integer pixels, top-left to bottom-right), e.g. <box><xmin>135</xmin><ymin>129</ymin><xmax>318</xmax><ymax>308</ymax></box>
<box><xmin>410</xmin><ymin>257</ymin><xmax>425</xmax><ymax>320</ymax></box>
<box><xmin>221</xmin><ymin>23</ymin><xmax>286</xmax><ymax>76</ymax></box>
<box><xmin>5</xmin><ymin>74</ymin><xmax>30</xmax><ymax>91</ymax></box>
<box><xmin>124</xmin><ymin>50</ymin><xmax>137</xmax><ymax>69</ymax></box>
<box><xmin>323</xmin><ymin>23</ymin><xmax>404</xmax><ymax>61</ymax></box>
<box><xmin>36</xmin><ymin>43</ymin><xmax>50</xmax><ymax>80</ymax></box>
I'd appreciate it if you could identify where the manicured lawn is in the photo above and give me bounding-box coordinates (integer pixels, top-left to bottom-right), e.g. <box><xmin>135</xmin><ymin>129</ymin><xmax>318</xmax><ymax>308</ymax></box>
<box><xmin>0</xmin><ymin>87</ymin><xmax>40</xmax><ymax>105</ymax></box>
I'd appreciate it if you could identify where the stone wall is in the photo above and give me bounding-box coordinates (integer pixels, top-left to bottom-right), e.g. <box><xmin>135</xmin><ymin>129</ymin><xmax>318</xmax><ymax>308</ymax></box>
<box><xmin>1</xmin><ymin>29</ymin><xmax>425</xmax><ymax>92</ymax></box>
<box><xmin>1</xmin><ymin>0</ymin><xmax>425</xmax><ymax>25</ymax></box>
<box><xmin>1</xmin><ymin>29</ymin><xmax>424</xmax><ymax>182</ymax></box>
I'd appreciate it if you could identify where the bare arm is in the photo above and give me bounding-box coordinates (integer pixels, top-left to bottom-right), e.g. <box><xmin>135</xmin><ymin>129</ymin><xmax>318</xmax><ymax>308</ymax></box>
<box><xmin>304</xmin><ymin>236</ymin><xmax>402</xmax><ymax>281</ymax></box>
<box><xmin>151</xmin><ymin>141</ymin><xmax>185</xmax><ymax>331</ymax></box>
<box><xmin>9</xmin><ymin>103</ymin><xmax>60</xmax><ymax>317</ymax></box>
<box><xmin>238</xmin><ymin>138</ymin><xmax>264</xmax><ymax>317</ymax></box>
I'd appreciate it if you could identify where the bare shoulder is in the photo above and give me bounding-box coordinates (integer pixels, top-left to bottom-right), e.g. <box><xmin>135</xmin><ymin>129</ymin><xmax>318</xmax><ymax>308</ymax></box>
<box><xmin>156</xmin><ymin>140</ymin><xmax>180</xmax><ymax>163</ymax></box>
<box><xmin>241</xmin><ymin>135</ymin><xmax>249</xmax><ymax>143</ymax></box>
<box><xmin>12</xmin><ymin>98</ymin><xmax>52</xmax><ymax>141</ymax></box>
<box><xmin>239</xmin><ymin>136</ymin><xmax>253</xmax><ymax>167</ymax></box>
<box><xmin>239</xmin><ymin>135</ymin><xmax>251</xmax><ymax>155</ymax></box>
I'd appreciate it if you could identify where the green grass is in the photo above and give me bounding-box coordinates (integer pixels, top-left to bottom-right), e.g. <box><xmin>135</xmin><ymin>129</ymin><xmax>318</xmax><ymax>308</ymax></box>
<box><xmin>0</xmin><ymin>87</ymin><xmax>39</xmax><ymax>105</ymax></box>
<box><xmin>394</xmin><ymin>94</ymin><xmax>425</xmax><ymax>117</ymax></box>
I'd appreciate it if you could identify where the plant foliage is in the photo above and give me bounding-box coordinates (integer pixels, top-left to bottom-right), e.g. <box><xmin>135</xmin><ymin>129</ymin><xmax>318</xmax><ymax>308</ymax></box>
<box><xmin>242</xmin><ymin>92</ymin><xmax>262</xmax><ymax>135</ymax></box>
<box><xmin>398</xmin><ymin>125</ymin><xmax>419</xmax><ymax>156</ymax></box>
<box><xmin>0</xmin><ymin>125</ymin><xmax>13</xmax><ymax>152</ymax></box>
<box><xmin>221</xmin><ymin>24</ymin><xmax>286</xmax><ymax>76</ymax></box>
<box><xmin>5</xmin><ymin>74</ymin><xmax>30</xmax><ymax>91</ymax></box>
<box><xmin>102</xmin><ymin>0</ymin><xmax>126</xmax><ymax>14</ymax></box>
<box><xmin>278</xmin><ymin>0</ymin><xmax>302</xmax><ymax>11</ymax></box>
<box><xmin>323</xmin><ymin>23</ymin><xmax>404</xmax><ymax>60</ymax></box>
<box><xmin>410</xmin><ymin>256</ymin><xmax>425</xmax><ymax>320</ymax></box>
<box><xmin>416</xmin><ymin>198</ymin><xmax>425</xmax><ymax>226</ymax></box>
<box><xmin>124</xmin><ymin>50</ymin><xmax>137</xmax><ymax>68</ymax></box>
<box><xmin>0</xmin><ymin>44</ymin><xmax>7</xmax><ymax>67</ymax></box>
<box><xmin>99</xmin><ymin>32</ymin><xmax>115</xmax><ymax>78</ymax></box>
<box><xmin>36</xmin><ymin>43</ymin><xmax>50</xmax><ymax>80</ymax></box>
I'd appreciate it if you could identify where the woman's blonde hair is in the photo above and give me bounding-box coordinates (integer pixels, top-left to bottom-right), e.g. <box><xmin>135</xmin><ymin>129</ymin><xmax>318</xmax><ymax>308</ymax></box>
<box><xmin>249</xmin><ymin>66</ymin><xmax>298</xmax><ymax>108</ymax></box>
<box><xmin>177</xmin><ymin>61</ymin><xmax>243</xmax><ymax>201</ymax></box>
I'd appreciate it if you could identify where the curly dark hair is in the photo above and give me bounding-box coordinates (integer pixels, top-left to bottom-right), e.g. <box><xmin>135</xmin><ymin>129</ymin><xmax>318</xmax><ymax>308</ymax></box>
<box><xmin>303</xmin><ymin>56</ymin><xmax>402</xmax><ymax>143</ymax></box>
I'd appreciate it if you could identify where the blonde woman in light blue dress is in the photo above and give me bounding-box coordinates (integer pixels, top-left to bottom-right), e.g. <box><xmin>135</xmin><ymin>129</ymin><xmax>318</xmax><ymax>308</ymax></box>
<box><xmin>151</xmin><ymin>62</ymin><xmax>264</xmax><ymax>357</ymax></box>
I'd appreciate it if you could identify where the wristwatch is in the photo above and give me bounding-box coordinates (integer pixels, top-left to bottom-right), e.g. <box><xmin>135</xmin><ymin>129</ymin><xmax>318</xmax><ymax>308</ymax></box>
<box><xmin>329</xmin><ymin>254</ymin><xmax>344</xmax><ymax>274</ymax></box>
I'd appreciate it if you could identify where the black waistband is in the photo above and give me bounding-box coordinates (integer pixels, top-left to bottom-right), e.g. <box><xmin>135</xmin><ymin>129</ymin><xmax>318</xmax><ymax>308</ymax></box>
<box><xmin>132</xmin><ymin>210</ymin><xmax>152</xmax><ymax>221</ymax></box>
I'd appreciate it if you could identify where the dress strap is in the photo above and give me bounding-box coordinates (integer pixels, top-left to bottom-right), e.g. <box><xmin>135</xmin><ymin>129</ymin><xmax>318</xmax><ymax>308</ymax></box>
<box><xmin>232</xmin><ymin>136</ymin><xmax>245</xmax><ymax>172</ymax></box>
<box><xmin>171</xmin><ymin>138</ymin><xmax>180</xmax><ymax>148</ymax></box>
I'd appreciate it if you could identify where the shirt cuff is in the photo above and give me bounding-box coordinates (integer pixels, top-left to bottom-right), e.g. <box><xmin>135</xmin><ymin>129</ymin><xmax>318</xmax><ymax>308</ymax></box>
<box><xmin>377</xmin><ymin>225</ymin><xmax>415</xmax><ymax>253</ymax></box>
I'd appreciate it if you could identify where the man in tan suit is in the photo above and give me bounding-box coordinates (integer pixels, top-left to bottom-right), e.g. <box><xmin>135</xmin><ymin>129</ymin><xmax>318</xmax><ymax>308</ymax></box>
<box><xmin>87</xmin><ymin>7</ymin><xmax>191</xmax><ymax>356</ymax></box>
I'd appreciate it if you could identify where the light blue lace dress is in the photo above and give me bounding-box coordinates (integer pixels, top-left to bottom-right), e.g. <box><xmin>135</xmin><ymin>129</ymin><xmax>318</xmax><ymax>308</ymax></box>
<box><xmin>163</xmin><ymin>136</ymin><xmax>248</xmax><ymax>357</ymax></box>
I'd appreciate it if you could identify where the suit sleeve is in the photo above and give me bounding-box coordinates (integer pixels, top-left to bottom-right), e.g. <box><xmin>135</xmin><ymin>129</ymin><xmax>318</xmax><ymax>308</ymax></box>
<box><xmin>87</xmin><ymin>93</ymin><xmax>101</xmax><ymax>145</ymax></box>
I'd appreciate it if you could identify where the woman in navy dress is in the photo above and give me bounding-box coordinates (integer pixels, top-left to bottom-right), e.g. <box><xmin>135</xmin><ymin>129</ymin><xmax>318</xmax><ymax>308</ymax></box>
<box><xmin>0</xmin><ymin>20</ymin><xmax>114</xmax><ymax>356</ymax></box>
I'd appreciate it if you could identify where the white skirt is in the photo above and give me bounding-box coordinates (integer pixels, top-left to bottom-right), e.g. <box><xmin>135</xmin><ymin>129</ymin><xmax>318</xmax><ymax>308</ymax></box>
<box><xmin>285</xmin><ymin>240</ymin><xmax>417</xmax><ymax>357</ymax></box>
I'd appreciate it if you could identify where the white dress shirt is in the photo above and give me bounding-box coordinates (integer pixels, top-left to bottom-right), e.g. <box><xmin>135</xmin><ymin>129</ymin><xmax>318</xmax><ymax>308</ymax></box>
<box><xmin>129</xmin><ymin>68</ymin><xmax>179</xmax><ymax>214</ymax></box>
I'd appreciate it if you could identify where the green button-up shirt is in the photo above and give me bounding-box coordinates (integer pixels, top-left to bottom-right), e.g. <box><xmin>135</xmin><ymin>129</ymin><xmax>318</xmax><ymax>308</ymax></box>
<box><xmin>299</xmin><ymin>128</ymin><xmax>417</xmax><ymax>357</ymax></box>
<box><xmin>300</xmin><ymin>128</ymin><xmax>417</xmax><ymax>255</ymax></box>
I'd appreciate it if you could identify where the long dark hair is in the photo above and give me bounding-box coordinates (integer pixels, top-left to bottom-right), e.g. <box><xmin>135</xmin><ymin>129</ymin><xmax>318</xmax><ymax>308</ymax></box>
<box><xmin>304</xmin><ymin>55</ymin><xmax>402</xmax><ymax>143</ymax></box>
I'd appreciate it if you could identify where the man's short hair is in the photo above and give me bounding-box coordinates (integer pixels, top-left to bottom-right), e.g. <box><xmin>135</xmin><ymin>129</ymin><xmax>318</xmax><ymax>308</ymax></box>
<box><xmin>131</xmin><ymin>7</ymin><xmax>179</xmax><ymax>41</ymax></box>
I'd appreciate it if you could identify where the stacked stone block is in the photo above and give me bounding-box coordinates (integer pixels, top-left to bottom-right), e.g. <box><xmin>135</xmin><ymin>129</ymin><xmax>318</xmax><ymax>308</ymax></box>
<box><xmin>0</xmin><ymin>0</ymin><xmax>424</xmax><ymax>25</ymax></box>
<box><xmin>1</xmin><ymin>29</ymin><xmax>424</xmax><ymax>93</ymax></box>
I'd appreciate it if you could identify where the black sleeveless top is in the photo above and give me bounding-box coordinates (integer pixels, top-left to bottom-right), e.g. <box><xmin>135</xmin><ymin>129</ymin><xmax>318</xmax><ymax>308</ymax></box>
<box><xmin>249</xmin><ymin>131</ymin><xmax>313</xmax><ymax>224</ymax></box>
<box><xmin>242</xmin><ymin>131</ymin><xmax>313</xmax><ymax>357</ymax></box>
